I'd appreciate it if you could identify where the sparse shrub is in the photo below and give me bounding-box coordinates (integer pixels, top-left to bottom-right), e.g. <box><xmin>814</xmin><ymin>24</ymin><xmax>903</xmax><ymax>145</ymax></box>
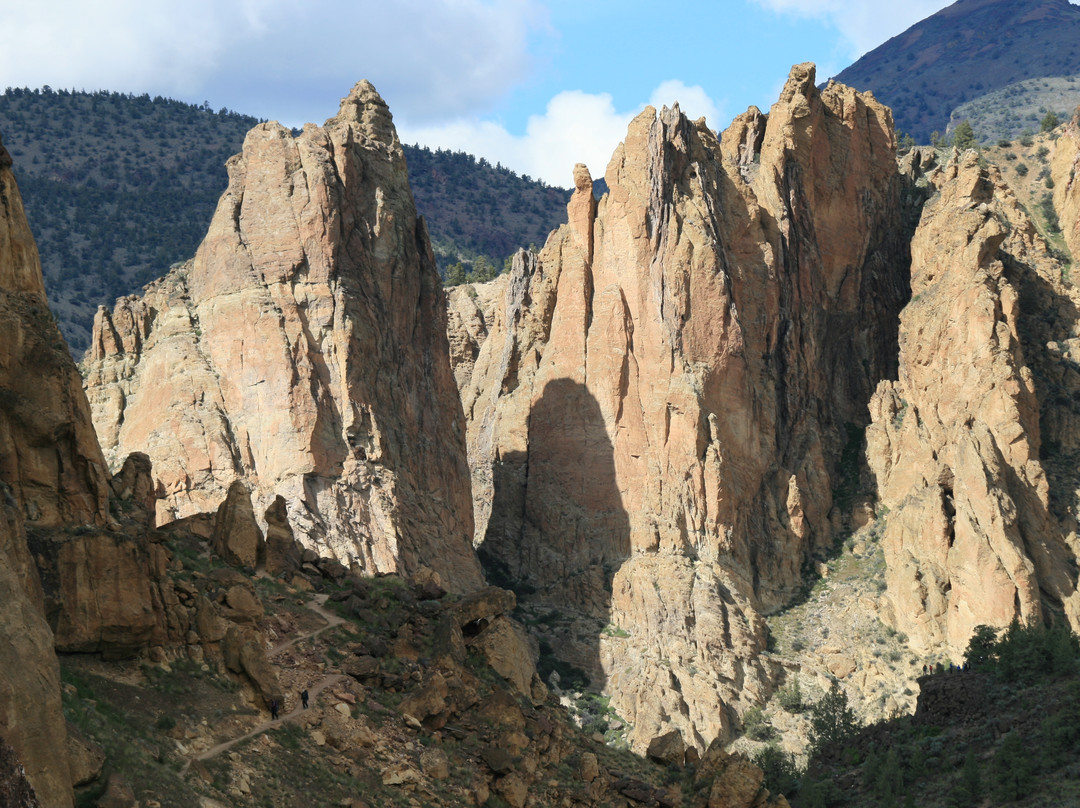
<box><xmin>1020</xmin><ymin>132</ymin><xmax>1035</xmax><ymax>147</ymax></box>
<box><xmin>1037</xmin><ymin>145</ymin><xmax>1050</xmax><ymax>161</ymax></box>
<box><xmin>1016</xmin><ymin>163</ymin><xmax>1029</xmax><ymax>177</ymax></box>
<box><xmin>778</xmin><ymin>676</ymin><xmax>804</xmax><ymax>713</ymax></box>
<box><xmin>997</xmin><ymin>139</ymin><xmax>1012</xmax><ymax>148</ymax></box>
<box><xmin>1040</xmin><ymin>193</ymin><xmax>1061</xmax><ymax>233</ymax></box>
<box><xmin>754</xmin><ymin>743</ymin><xmax>801</xmax><ymax>797</ymax></box>
<box><xmin>743</xmin><ymin>705</ymin><xmax>774</xmax><ymax>741</ymax></box>
<box><xmin>155</xmin><ymin>714</ymin><xmax>176</xmax><ymax>731</ymax></box>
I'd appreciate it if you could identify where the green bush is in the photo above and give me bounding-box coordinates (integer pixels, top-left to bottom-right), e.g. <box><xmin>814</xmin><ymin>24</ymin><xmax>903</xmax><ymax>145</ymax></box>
<box><xmin>953</xmin><ymin>120</ymin><xmax>977</xmax><ymax>151</ymax></box>
<box><xmin>778</xmin><ymin>676</ymin><xmax>804</xmax><ymax>713</ymax></box>
<box><xmin>992</xmin><ymin>731</ymin><xmax>1034</xmax><ymax>801</ymax></box>
<box><xmin>963</xmin><ymin>624</ymin><xmax>998</xmax><ymax>669</ymax></box>
<box><xmin>753</xmin><ymin>743</ymin><xmax>800</xmax><ymax>797</ymax></box>
<box><xmin>808</xmin><ymin>682</ymin><xmax>860</xmax><ymax>757</ymax></box>
<box><xmin>743</xmin><ymin>705</ymin><xmax>774</xmax><ymax>741</ymax></box>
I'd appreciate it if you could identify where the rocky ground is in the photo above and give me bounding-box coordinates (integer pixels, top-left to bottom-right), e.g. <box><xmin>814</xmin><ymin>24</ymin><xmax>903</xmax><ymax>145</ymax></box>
<box><xmin>58</xmin><ymin>525</ymin><xmax>788</xmax><ymax>808</ymax></box>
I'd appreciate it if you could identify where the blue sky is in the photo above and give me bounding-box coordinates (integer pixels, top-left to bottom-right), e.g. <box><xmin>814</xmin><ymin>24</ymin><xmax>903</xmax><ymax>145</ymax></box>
<box><xmin>0</xmin><ymin>0</ymin><xmax>969</xmax><ymax>185</ymax></box>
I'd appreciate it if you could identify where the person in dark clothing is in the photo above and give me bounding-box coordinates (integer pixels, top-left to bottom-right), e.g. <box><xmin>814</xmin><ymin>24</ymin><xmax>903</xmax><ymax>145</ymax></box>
<box><xmin>301</xmin><ymin>689</ymin><xmax>309</xmax><ymax>709</ymax></box>
<box><xmin>270</xmin><ymin>699</ymin><xmax>279</xmax><ymax>720</ymax></box>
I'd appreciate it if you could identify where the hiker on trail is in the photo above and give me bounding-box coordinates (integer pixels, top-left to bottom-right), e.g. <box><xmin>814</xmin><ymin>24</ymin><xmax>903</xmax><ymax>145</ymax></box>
<box><xmin>270</xmin><ymin>699</ymin><xmax>279</xmax><ymax>720</ymax></box>
<box><xmin>301</xmin><ymin>689</ymin><xmax>309</xmax><ymax>709</ymax></box>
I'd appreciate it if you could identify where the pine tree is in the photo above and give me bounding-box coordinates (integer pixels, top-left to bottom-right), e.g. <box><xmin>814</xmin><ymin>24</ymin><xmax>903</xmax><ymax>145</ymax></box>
<box><xmin>952</xmin><ymin>120</ymin><xmax>977</xmax><ymax>151</ymax></box>
<box><xmin>808</xmin><ymin>682</ymin><xmax>860</xmax><ymax>756</ymax></box>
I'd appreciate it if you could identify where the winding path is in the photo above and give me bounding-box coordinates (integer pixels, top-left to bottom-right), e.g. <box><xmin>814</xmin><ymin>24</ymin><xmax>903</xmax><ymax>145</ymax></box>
<box><xmin>179</xmin><ymin>593</ymin><xmax>350</xmax><ymax>777</ymax></box>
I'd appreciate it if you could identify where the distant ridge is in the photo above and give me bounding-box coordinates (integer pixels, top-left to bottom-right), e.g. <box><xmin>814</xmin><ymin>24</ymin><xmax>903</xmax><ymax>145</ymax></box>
<box><xmin>833</xmin><ymin>0</ymin><xmax>1080</xmax><ymax>142</ymax></box>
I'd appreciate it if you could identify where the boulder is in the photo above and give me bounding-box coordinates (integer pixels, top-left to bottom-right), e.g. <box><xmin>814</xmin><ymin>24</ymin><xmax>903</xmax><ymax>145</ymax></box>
<box><xmin>646</xmin><ymin>730</ymin><xmax>686</xmax><ymax>767</ymax></box>
<box><xmin>263</xmin><ymin>496</ymin><xmax>301</xmax><ymax>577</ymax></box>
<box><xmin>211</xmin><ymin>481</ymin><xmax>263</xmax><ymax>570</ymax></box>
<box><xmin>222</xmin><ymin>625</ymin><xmax>281</xmax><ymax>706</ymax></box>
<box><xmin>469</xmin><ymin>616</ymin><xmax>537</xmax><ymax>696</ymax></box>
<box><xmin>66</xmin><ymin>727</ymin><xmax>105</xmax><ymax>787</ymax></box>
<box><xmin>108</xmin><ymin>453</ymin><xmax>156</xmax><ymax>528</ymax></box>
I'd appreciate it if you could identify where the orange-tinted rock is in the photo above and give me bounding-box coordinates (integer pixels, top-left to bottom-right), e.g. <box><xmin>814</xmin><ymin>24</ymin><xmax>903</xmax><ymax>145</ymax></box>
<box><xmin>83</xmin><ymin>82</ymin><xmax>482</xmax><ymax>592</ymax></box>
<box><xmin>0</xmin><ymin>494</ymin><xmax>73</xmax><ymax>807</ymax></box>
<box><xmin>0</xmin><ymin>137</ymin><xmax>110</xmax><ymax>530</ymax></box>
<box><xmin>33</xmin><ymin>529</ymin><xmax>160</xmax><ymax>657</ymax></box>
<box><xmin>263</xmin><ymin>495</ymin><xmax>301</xmax><ymax>577</ymax></box>
<box><xmin>867</xmin><ymin>151</ymin><xmax>1080</xmax><ymax>656</ymax></box>
<box><xmin>0</xmin><ymin>131</ymin><xmax>86</xmax><ymax>807</ymax></box>
<box><xmin>454</xmin><ymin>64</ymin><xmax>908</xmax><ymax>751</ymax></box>
<box><xmin>212</xmin><ymin>481</ymin><xmax>264</xmax><ymax>570</ymax></box>
<box><xmin>1052</xmin><ymin>109</ymin><xmax>1080</xmax><ymax>259</ymax></box>
<box><xmin>107</xmin><ymin>453</ymin><xmax>156</xmax><ymax>528</ymax></box>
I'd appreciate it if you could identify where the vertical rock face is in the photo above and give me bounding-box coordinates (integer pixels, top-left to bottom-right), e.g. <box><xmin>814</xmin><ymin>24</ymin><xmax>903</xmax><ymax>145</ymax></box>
<box><xmin>456</xmin><ymin>64</ymin><xmax>909</xmax><ymax>750</ymax></box>
<box><xmin>0</xmin><ymin>137</ymin><xmax>110</xmax><ymax>529</ymax></box>
<box><xmin>0</xmin><ymin>493</ymin><xmax>72</xmax><ymax>808</ymax></box>
<box><xmin>83</xmin><ymin>82</ymin><xmax>483</xmax><ymax>592</ymax></box>
<box><xmin>0</xmin><ymin>132</ymin><xmax>77</xmax><ymax>807</ymax></box>
<box><xmin>1052</xmin><ymin>109</ymin><xmax>1080</xmax><ymax>260</ymax></box>
<box><xmin>868</xmin><ymin>151</ymin><xmax>1080</xmax><ymax>655</ymax></box>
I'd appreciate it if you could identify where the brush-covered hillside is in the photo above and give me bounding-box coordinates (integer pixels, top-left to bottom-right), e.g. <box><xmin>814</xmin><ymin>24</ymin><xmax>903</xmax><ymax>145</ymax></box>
<box><xmin>833</xmin><ymin>0</ymin><xmax>1080</xmax><ymax>143</ymax></box>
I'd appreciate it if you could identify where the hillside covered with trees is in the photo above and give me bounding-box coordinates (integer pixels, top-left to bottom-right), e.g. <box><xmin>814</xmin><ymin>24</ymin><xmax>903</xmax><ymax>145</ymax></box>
<box><xmin>833</xmin><ymin>0</ymin><xmax>1080</xmax><ymax>143</ymax></box>
<box><xmin>0</xmin><ymin>87</ymin><xmax>570</xmax><ymax>351</ymax></box>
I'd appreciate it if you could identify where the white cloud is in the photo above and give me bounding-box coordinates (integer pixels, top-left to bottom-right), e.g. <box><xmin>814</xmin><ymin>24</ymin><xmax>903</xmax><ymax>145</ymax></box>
<box><xmin>0</xmin><ymin>0</ymin><xmax>546</xmax><ymax>122</ymax></box>
<box><xmin>750</xmin><ymin>0</ymin><xmax>951</xmax><ymax>58</ymax></box>
<box><xmin>400</xmin><ymin>80</ymin><xmax>724</xmax><ymax>188</ymax></box>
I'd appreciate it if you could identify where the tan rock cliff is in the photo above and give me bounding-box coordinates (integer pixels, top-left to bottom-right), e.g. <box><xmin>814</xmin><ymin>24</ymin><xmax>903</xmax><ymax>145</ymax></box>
<box><xmin>1052</xmin><ymin>108</ymin><xmax>1080</xmax><ymax>259</ymax></box>
<box><xmin>0</xmin><ymin>491</ymin><xmax>73</xmax><ymax>807</ymax></box>
<box><xmin>83</xmin><ymin>82</ymin><xmax>482</xmax><ymax>592</ymax></box>
<box><xmin>868</xmin><ymin>150</ymin><xmax>1080</xmax><ymax>656</ymax></box>
<box><xmin>0</xmin><ymin>131</ymin><xmax>80</xmax><ymax>807</ymax></box>
<box><xmin>454</xmin><ymin>64</ymin><xmax>910</xmax><ymax>751</ymax></box>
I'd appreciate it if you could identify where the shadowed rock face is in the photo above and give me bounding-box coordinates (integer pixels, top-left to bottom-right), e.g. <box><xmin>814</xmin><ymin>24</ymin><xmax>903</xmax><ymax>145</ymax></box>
<box><xmin>453</xmin><ymin>64</ymin><xmax>911</xmax><ymax>750</ymax></box>
<box><xmin>0</xmin><ymin>137</ymin><xmax>110</xmax><ymax>530</ymax></box>
<box><xmin>868</xmin><ymin>150</ymin><xmax>1080</xmax><ymax>656</ymax></box>
<box><xmin>0</xmin><ymin>131</ymin><xmax>78</xmax><ymax>808</ymax></box>
<box><xmin>83</xmin><ymin>82</ymin><xmax>482</xmax><ymax>592</ymax></box>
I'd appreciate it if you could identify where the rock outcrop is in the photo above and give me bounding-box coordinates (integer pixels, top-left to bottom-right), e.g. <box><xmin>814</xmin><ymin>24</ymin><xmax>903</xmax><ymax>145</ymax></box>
<box><xmin>1052</xmin><ymin>108</ymin><xmax>1080</xmax><ymax>260</ymax></box>
<box><xmin>0</xmin><ymin>137</ymin><xmax>110</xmax><ymax>530</ymax></box>
<box><xmin>0</xmin><ymin>491</ymin><xmax>73</xmax><ymax>807</ymax></box>
<box><xmin>454</xmin><ymin>64</ymin><xmax>910</xmax><ymax>751</ymax></box>
<box><xmin>83</xmin><ymin>82</ymin><xmax>482</xmax><ymax>592</ymax></box>
<box><xmin>867</xmin><ymin>150</ymin><xmax>1080</xmax><ymax>655</ymax></box>
<box><xmin>0</xmin><ymin>131</ymin><xmax>77</xmax><ymax>807</ymax></box>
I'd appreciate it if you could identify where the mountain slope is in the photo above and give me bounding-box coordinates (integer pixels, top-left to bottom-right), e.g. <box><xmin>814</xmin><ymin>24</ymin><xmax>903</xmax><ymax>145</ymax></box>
<box><xmin>833</xmin><ymin>0</ymin><xmax>1080</xmax><ymax>142</ymax></box>
<box><xmin>0</xmin><ymin>88</ymin><xmax>569</xmax><ymax>352</ymax></box>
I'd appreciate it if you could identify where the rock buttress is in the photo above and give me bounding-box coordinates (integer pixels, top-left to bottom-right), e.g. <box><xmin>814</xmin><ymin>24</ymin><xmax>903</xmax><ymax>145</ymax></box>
<box><xmin>83</xmin><ymin>82</ymin><xmax>483</xmax><ymax>592</ymax></box>
<box><xmin>455</xmin><ymin>64</ymin><xmax>910</xmax><ymax>751</ymax></box>
<box><xmin>868</xmin><ymin>150</ymin><xmax>1080</xmax><ymax>656</ymax></box>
